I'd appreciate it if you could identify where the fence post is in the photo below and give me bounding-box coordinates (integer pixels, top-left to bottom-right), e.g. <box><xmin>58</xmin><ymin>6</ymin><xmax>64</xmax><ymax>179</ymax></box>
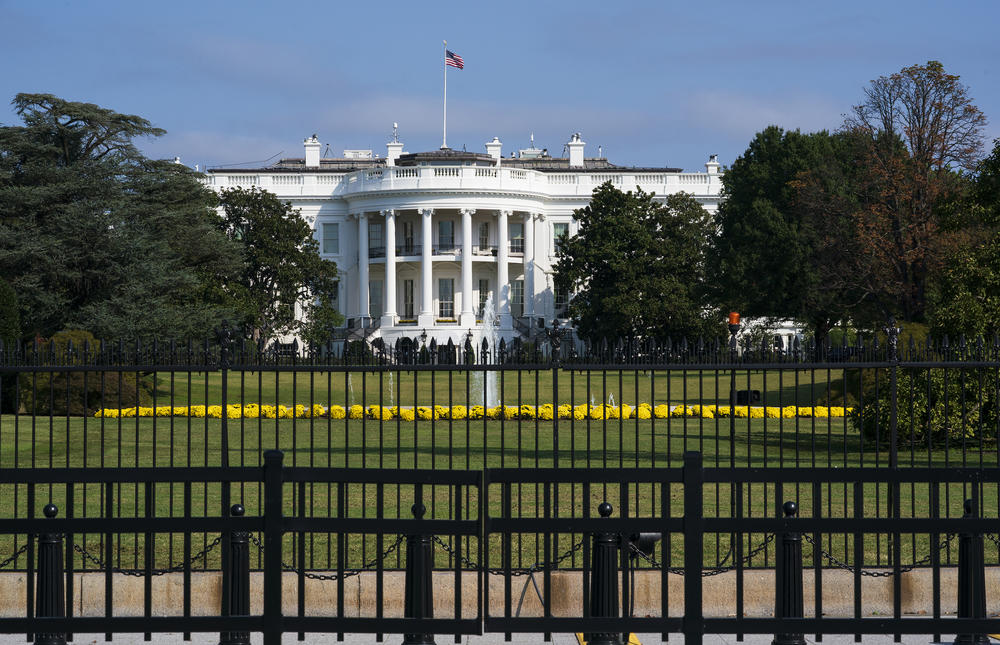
<box><xmin>403</xmin><ymin>502</ymin><xmax>435</xmax><ymax>645</ymax></box>
<box><xmin>220</xmin><ymin>503</ymin><xmax>250</xmax><ymax>645</ymax></box>
<box><xmin>772</xmin><ymin>501</ymin><xmax>804</xmax><ymax>645</ymax></box>
<box><xmin>35</xmin><ymin>503</ymin><xmax>65</xmax><ymax>645</ymax></box>
<box><xmin>954</xmin><ymin>499</ymin><xmax>988</xmax><ymax>645</ymax></box>
<box><xmin>586</xmin><ymin>502</ymin><xmax>621</xmax><ymax>645</ymax></box>
<box><xmin>683</xmin><ymin>451</ymin><xmax>704</xmax><ymax>645</ymax></box>
<box><xmin>262</xmin><ymin>450</ymin><xmax>283</xmax><ymax>645</ymax></box>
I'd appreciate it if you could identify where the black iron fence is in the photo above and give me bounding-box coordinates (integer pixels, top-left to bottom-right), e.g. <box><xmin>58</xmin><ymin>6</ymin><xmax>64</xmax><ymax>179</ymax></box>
<box><xmin>1</xmin><ymin>326</ymin><xmax>999</xmax><ymax>575</ymax></box>
<box><xmin>1</xmin><ymin>452</ymin><xmax>999</xmax><ymax>644</ymax></box>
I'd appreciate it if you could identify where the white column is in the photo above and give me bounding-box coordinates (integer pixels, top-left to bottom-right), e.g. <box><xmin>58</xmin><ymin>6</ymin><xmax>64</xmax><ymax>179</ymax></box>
<box><xmin>497</xmin><ymin>209</ymin><xmax>511</xmax><ymax>329</ymax></box>
<box><xmin>382</xmin><ymin>209</ymin><xmax>397</xmax><ymax>325</ymax></box>
<box><xmin>358</xmin><ymin>212</ymin><xmax>370</xmax><ymax>322</ymax></box>
<box><xmin>457</xmin><ymin>208</ymin><xmax>475</xmax><ymax>327</ymax></box>
<box><xmin>524</xmin><ymin>213</ymin><xmax>535</xmax><ymax>318</ymax></box>
<box><xmin>418</xmin><ymin>208</ymin><xmax>435</xmax><ymax>326</ymax></box>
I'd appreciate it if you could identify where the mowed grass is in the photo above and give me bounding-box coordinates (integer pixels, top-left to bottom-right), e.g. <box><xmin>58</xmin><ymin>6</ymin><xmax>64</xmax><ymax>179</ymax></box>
<box><xmin>140</xmin><ymin>366</ymin><xmax>852</xmax><ymax>409</ymax></box>
<box><xmin>1</xmin><ymin>363</ymin><xmax>997</xmax><ymax>572</ymax></box>
<box><xmin>1</xmin><ymin>412</ymin><xmax>997</xmax><ymax>572</ymax></box>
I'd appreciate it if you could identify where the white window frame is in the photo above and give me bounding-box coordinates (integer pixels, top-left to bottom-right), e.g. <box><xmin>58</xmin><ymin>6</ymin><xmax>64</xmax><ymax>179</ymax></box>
<box><xmin>438</xmin><ymin>278</ymin><xmax>455</xmax><ymax>318</ymax></box>
<box><xmin>322</xmin><ymin>223</ymin><xmax>340</xmax><ymax>254</ymax></box>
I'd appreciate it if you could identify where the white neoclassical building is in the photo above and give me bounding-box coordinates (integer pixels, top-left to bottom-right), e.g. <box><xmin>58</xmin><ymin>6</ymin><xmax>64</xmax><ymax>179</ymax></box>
<box><xmin>203</xmin><ymin>132</ymin><xmax>722</xmax><ymax>347</ymax></box>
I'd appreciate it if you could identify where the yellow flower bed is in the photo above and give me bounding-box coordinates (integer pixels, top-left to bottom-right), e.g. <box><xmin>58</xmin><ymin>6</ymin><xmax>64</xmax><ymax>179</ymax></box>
<box><xmin>95</xmin><ymin>403</ymin><xmax>853</xmax><ymax>421</ymax></box>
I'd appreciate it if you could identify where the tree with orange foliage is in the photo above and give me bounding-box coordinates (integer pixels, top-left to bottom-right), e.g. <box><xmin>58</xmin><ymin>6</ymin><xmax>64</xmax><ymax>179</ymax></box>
<box><xmin>844</xmin><ymin>61</ymin><xmax>987</xmax><ymax>322</ymax></box>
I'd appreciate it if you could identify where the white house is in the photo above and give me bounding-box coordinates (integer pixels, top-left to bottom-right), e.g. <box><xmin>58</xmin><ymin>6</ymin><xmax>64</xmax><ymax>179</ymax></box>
<box><xmin>203</xmin><ymin>132</ymin><xmax>723</xmax><ymax>347</ymax></box>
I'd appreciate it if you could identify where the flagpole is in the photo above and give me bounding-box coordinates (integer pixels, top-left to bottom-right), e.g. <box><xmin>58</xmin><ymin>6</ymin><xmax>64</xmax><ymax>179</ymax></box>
<box><xmin>442</xmin><ymin>39</ymin><xmax>448</xmax><ymax>149</ymax></box>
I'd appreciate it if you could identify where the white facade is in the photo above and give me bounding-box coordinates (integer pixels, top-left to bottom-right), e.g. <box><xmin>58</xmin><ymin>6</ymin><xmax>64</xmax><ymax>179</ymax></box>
<box><xmin>204</xmin><ymin>134</ymin><xmax>723</xmax><ymax>346</ymax></box>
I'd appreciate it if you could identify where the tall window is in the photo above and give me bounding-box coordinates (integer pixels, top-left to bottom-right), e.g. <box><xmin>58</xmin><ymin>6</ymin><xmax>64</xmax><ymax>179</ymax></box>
<box><xmin>331</xmin><ymin>281</ymin><xmax>341</xmax><ymax>320</ymax></box>
<box><xmin>509</xmin><ymin>222</ymin><xmax>524</xmax><ymax>254</ymax></box>
<box><xmin>369</xmin><ymin>280</ymin><xmax>383</xmax><ymax>319</ymax></box>
<box><xmin>511</xmin><ymin>280</ymin><xmax>524</xmax><ymax>318</ymax></box>
<box><xmin>438</xmin><ymin>278</ymin><xmax>454</xmax><ymax>318</ymax></box>
<box><xmin>322</xmin><ymin>223</ymin><xmax>339</xmax><ymax>254</ymax></box>
<box><xmin>554</xmin><ymin>284</ymin><xmax>568</xmax><ymax>317</ymax></box>
<box><xmin>403</xmin><ymin>280</ymin><xmax>414</xmax><ymax>318</ymax></box>
<box><xmin>478</xmin><ymin>279</ymin><xmax>489</xmax><ymax>317</ymax></box>
<box><xmin>438</xmin><ymin>220</ymin><xmax>454</xmax><ymax>249</ymax></box>
<box><xmin>478</xmin><ymin>222</ymin><xmax>489</xmax><ymax>249</ymax></box>
<box><xmin>553</xmin><ymin>222</ymin><xmax>569</xmax><ymax>253</ymax></box>
<box><xmin>368</xmin><ymin>221</ymin><xmax>383</xmax><ymax>255</ymax></box>
<box><xmin>402</xmin><ymin>222</ymin><xmax>415</xmax><ymax>254</ymax></box>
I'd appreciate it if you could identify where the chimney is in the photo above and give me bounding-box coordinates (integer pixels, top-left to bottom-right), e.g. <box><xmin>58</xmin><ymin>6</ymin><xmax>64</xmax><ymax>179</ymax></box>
<box><xmin>705</xmin><ymin>154</ymin><xmax>720</xmax><ymax>175</ymax></box>
<box><xmin>304</xmin><ymin>134</ymin><xmax>321</xmax><ymax>167</ymax></box>
<box><xmin>485</xmin><ymin>137</ymin><xmax>502</xmax><ymax>165</ymax></box>
<box><xmin>567</xmin><ymin>132</ymin><xmax>585</xmax><ymax>168</ymax></box>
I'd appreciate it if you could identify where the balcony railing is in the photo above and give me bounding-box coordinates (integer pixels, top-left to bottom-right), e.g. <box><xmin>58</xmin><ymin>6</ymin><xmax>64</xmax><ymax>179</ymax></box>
<box><xmin>366</xmin><ymin>243</ymin><xmax>525</xmax><ymax>261</ymax></box>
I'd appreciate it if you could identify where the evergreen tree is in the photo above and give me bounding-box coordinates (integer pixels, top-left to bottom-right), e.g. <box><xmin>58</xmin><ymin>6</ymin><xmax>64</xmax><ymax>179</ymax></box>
<box><xmin>216</xmin><ymin>187</ymin><xmax>341</xmax><ymax>351</ymax></box>
<box><xmin>0</xmin><ymin>93</ymin><xmax>241</xmax><ymax>339</ymax></box>
<box><xmin>554</xmin><ymin>183</ymin><xmax>720</xmax><ymax>342</ymax></box>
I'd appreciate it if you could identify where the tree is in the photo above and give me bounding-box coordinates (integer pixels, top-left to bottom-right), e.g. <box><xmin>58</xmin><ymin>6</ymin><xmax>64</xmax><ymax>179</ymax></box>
<box><xmin>844</xmin><ymin>61</ymin><xmax>987</xmax><ymax>322</ymax></box>
<box><xmin>216</xmin><ymin>187</ymin><xmax>341</xmax><ymax>351</ymax></box>
<box><xmin>0</xmin><ymin>278</ymin><xmax>18</xmax><ymax>413</ymax></box>
<box><xmin>706</xmin><ymin>127</ymin><xmax>865</xmax><ymax>344</ymax></box>
<box><xmin>927</xmin><ymin>138</ymin><xmax>1000</xmax><ymax>338</ymax></box>
<box><xmin>0</xmin><ymin>93</ymin><xmax>241</xmax><ymax>339</ymax></box>
<box><xmin>554</xmin><ymin>183</ymin><xmax>720</xmax><ymax>342</ymax></box>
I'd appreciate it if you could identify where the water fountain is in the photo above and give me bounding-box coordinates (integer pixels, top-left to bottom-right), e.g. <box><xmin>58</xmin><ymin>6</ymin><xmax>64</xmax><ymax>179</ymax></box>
<box><xmin>470</xmin><ymin>298</ymin><xmax>500</xmax><ymax>408</ymax></box>
<box><xmin>387</xmin><ymin>371</ymin><xmax>394</xmax><ymax>407</ymax></box>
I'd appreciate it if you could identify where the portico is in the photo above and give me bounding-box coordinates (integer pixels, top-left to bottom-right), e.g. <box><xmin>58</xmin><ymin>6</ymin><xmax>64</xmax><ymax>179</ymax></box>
<box><xmin>355</xmin><ymin>206</ymin><xmax>532</xmax><ymax>334</ymax></box>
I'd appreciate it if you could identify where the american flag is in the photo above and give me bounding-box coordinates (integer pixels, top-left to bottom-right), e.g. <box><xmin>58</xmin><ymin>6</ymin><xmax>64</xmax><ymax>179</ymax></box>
<box><xmin>445</xmin><ymin>50</ymin><xmax>464</xmax><ymax>69</ymax></box>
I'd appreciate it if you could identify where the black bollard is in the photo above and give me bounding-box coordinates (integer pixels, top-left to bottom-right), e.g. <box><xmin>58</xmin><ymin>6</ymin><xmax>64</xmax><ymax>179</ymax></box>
<box><xmin>403</xmin><ymin>503</ymin><xmax>435</xmax><ymax>645</ymax></box>
<box><xmin>954</xmin><ymin>499</ymin><xmax>989</xmax><ymax>645</ymax></box>
<box><xmin>772</xmin><ymin>501</ymin><xmax>804</xmax><ymax>645</ymax></box>
<box><xmin>220</xmin><ymin>504</ymin><xmax>250</xmax><ymax>645</ymax></box>
<box><xmin>35</xmin><ymin>503</ymin><xmax>65</xmax><ymax>645</ymax></box>
<box><xmin>587</xmin><ymin>502</ymin><xmax>622</xmax><ymax>645</ymax></box>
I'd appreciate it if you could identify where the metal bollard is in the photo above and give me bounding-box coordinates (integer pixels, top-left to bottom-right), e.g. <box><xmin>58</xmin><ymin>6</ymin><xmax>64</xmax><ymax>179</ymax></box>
<box><xmin>587</xmin><ymin>502</ymin><xmax>622</xmax><ymax>645</ymax></box>
<box><xmin>771</xmin><ymin>501</ymin><xmax>804</xmax><ymax>645</ymax></box>
<box><xmin>35</xmin><ymin>503</ymin><xmax>65</xmax><ymax>645</ymax></box>
<box><xmin>954</xmin><ymin>499</ymin><xmax>988</xmax><ymax>645</ymax></box>
<box><xmin>220</xmin><ymin>503</ymin><xmax>250</xmax><ymax>645</ymax></box>
<box><xmin>403</xmin><ymin>502</ymin><xmax>435</xmax><ymax>645</ymax></box>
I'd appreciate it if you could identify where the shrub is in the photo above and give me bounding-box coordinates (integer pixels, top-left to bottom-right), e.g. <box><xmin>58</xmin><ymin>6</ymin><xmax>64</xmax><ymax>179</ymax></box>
<box><xmin>854</xmin><ymin>366</ymin><xmax>999</xmax><ymax>446</ymax></box>
<box><xmin>17</xmin><ymin>330</ymin><xmax>154</xmax><ymax>416</ymax></box>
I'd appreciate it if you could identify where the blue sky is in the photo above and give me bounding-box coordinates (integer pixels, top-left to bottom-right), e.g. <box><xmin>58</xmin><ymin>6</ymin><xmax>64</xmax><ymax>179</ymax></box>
<box><xmin>3</xmin><ymin>1</ymin><xmax>999</xmax><ymax>172</ymax></box>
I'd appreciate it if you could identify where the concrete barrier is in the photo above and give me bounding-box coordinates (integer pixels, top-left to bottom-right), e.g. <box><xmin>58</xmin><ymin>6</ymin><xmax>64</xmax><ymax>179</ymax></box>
<box><xmin>1</xmin><ymin>568</ymin><xmax>997</xmax><ymax>618</ymax></box>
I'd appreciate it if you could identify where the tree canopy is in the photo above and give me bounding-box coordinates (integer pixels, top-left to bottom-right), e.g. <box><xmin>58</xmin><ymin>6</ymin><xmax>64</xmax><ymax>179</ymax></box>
<box><xmin>0</xmin><ymin>93</ymin><xmax>241</xmax><ymax>339</ymax></box>
<box><xmin>927</xmin><ymin>138</ymin><xmax>1000</xmax><ymax>338</ymax></box>
<box><xmin>216</xmin><ymin>187</ymin><xmax>341</xmax><ymax>351</ymax></box>
<box><xmin>843</xmin><ymin>61</ymin><xmax>986</xmax><ymax>322</ymax></box>
<box><xmin>706</xmin><ymin>127</ymin><xmax>866</xmax><ymax>344</ymax></box>
<box><xmin>554</xmin><ymin>183</ymin><xmax>721</xmax><ymax>342</ymax></box>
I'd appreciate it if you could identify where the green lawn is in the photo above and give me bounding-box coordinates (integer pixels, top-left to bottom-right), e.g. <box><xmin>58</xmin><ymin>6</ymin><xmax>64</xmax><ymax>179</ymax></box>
<box><xmin>136</xmin><ymin>366</ymin><xmax>851</xmax><ymax>409</ymax></box>
<box><xmin>0</xmin><ymin>411</ymin><xmax>996</xmax><ymax>573</ymax></box>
